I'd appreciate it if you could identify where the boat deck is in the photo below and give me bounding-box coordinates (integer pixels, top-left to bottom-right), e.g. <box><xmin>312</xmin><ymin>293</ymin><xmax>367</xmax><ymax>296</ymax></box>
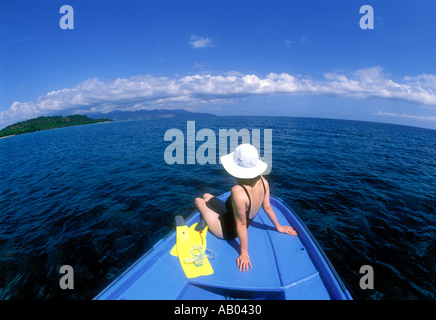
<box><xmin>95</xmin><ymin>193</ymin><xmax>351</xmax><ymax>300</ymax></box>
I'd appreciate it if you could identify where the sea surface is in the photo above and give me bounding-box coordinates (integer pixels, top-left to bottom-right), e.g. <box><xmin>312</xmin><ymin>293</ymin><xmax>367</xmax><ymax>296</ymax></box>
<box><xmin>0</xmin><ymin>117</ymin><xmax>435</xmax><ymax>300</ymax></box>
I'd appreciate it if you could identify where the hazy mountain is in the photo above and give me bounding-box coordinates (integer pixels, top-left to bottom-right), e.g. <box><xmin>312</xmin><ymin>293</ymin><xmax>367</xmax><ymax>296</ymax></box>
<box><xmin>86</xmin><ymin>109</ymin><xmax>217</xmax><ymax>121</ymax></box>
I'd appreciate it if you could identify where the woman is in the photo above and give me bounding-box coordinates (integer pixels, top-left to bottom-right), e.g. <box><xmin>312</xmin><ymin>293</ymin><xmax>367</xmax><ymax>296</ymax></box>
<box><xmin>195</xmin><ymin>144</ymin><xmax>297</xmax><ymax>272</ymax></box>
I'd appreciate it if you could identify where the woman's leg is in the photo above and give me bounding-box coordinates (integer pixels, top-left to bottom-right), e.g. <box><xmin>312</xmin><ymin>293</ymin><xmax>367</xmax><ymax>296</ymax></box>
<box><xmin>195</xmin><ymin>194</ymin><xmax>224</xmax><ymax>239</ymax></box>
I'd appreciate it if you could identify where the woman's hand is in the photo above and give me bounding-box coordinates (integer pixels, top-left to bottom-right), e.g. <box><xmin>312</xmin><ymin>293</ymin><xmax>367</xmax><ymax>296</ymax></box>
<box><xmin>236</xmin><ymin>253</ymin><xmax>252</xmax><ymax>272</ymax></box>
<box><xmin>277</xmin><ymin>225</ymin><xmax>298</xmax><ymax>236</ymax></box>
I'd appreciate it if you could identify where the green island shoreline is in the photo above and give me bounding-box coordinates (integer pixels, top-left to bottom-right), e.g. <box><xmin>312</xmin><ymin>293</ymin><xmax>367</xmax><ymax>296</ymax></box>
<box><xmin>0</xmin><ymin>115</ymin><xmax>113</xmax><ymax>138</ymax></box>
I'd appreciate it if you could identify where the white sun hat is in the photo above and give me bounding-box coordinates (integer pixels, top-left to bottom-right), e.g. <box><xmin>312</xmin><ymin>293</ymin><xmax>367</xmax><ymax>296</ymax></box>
<box><xmin>220</xmin><ymin>144</ymin><xmax>267</xmax><ymax>179</ymax></box>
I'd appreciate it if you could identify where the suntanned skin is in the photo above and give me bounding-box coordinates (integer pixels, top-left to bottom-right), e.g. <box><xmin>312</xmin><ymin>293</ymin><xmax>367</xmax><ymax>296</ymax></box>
<box><xmin>195</xmin><ymin>175</ymin><xmax>297</xmax><ymax>272</ymax></box>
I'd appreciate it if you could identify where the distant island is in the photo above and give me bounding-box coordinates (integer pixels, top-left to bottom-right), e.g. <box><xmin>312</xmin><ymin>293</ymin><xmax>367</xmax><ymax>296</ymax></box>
<box><xmin>0</xmin><ymin>109</ymin><xmax>217</xmax><ymax>138</ymax></box>
<box><xmin>0</xmin><ymin>115</ymin><xmax>112</xmax><ymax>138</ymax></box>
<box><xmin>85</xmin><ymin>108</ymin><xmax>217</xmax><ymax>121</ymax></box>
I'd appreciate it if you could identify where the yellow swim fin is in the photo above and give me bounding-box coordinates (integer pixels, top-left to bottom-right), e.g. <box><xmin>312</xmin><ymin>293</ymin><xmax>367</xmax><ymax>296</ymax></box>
<box><xmin>170</xmin><ymin>223</ymin><xmax>204</xmax><ymax>256</ymax></box>
<box><xmin>171</xmin><ymin>216</ymin><xmax>213</xmax><ymax>279</ymax></box>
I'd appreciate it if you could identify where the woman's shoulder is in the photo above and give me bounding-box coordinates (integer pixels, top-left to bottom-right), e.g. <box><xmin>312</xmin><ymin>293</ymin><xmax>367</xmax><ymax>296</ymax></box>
<box><xmin>230</xmin><ymin>184</ymin><xmax>245</xmax><ymax>194</ymax></box>
<box><xmin>230</xmin><ymin>185</ymin><xmax>250</xmax><ymax>203</ymax></box>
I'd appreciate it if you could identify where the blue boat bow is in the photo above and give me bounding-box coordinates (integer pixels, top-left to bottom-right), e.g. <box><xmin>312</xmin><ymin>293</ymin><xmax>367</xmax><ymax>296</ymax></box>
<box><xmin>94</xmin><ymin>193</ymin><xmax>352</xmax><ymax>300</ymax></box>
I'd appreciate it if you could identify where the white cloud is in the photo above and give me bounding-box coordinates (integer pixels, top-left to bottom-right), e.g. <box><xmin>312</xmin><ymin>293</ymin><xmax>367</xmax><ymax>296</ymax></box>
<box><xmin>375</xmin><ymin>111</ymin><xmax>436</xmax><ymax>122</ymax></box>
<box><xmin>1</xmin><ymin>67</ymin><xmax>436</xmax><ymax>129</ymax></box>
<box><xmin>189</xmin><ymin>35</ymin><xmax>213</xmax><ymax>49</ymax></box>
<box><xmin>322</xmin><ymin>66</ymin><xmax>436</xmax><ymax>105</ymax></box>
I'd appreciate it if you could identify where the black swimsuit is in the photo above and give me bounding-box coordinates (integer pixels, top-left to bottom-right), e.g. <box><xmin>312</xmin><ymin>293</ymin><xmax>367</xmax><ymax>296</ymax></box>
<box><xmin>206</xmin><ymin>177</ymin><xmax>267</xmax><ymax>240</ymax></box>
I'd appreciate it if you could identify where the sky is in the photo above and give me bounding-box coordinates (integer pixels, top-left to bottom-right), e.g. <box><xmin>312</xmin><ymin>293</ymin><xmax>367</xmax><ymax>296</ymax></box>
<box><xmin>1</xmin><ymin>0</ymin><xmax>436</xmax><ymax>130</ymax></box>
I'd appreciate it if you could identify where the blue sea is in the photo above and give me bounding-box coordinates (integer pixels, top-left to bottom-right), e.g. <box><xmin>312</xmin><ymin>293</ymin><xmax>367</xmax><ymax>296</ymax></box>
<box><xmin>0</xmin><ymin>117</ymin><xmax>435</xmax><ymax>300</ymax></box>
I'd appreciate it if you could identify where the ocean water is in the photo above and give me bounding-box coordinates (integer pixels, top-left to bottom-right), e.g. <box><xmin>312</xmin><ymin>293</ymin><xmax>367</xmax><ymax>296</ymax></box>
<box><xmin>0</xmin><ymin>117</ymin><xmax>435</xmax><ymax>300</ymax></box>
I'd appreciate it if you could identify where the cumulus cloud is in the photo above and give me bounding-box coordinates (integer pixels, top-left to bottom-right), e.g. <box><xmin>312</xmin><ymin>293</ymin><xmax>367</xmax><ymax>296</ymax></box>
<box><xmin>1</xmin><ymin>66</ymin><xmax>436</xmax><ymax>129</ymax></box>
<box><xmin>323</xmin><ymin>67</ymin><xmax>436</xmax><ymax>105</ymax></box>
<box><xmin>189</xmin><ymin>35</ymin><xmax>213</xmax><ymax>49</ymax></box>
<box><xmin>375</xmin><ymin>111</ymin><xmax>436</xmax><ymax>122</ymax></box>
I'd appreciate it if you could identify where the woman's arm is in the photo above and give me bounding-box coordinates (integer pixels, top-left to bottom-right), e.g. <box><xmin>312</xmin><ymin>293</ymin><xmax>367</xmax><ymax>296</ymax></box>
<box><xmin>262</xmin><ymin>177</ymin><xmax>298</xmax><ymax>236</ymax></box>
<box><xmin>231</xmin><ymin>186</ymin><xmax>253</xmax><ymax>272</ymax></box>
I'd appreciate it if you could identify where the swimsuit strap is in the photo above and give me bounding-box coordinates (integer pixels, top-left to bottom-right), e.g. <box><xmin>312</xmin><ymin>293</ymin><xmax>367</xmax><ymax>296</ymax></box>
<box><xmin>240</xmin><ymin>185</ymin><xmax>252</xmax><ymax>222</ymax></box>
<box><xmin>260</xmin><ymin>176</ymin><xmax>266</xmax><ymax>196</ymax></box>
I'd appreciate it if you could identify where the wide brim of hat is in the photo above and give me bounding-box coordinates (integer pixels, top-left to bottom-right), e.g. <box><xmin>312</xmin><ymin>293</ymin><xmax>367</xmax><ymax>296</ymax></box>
<box><xmin>220</xmin><ymin>152</ymin><xmax>268</xmax><ymax>179</ymax></box>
